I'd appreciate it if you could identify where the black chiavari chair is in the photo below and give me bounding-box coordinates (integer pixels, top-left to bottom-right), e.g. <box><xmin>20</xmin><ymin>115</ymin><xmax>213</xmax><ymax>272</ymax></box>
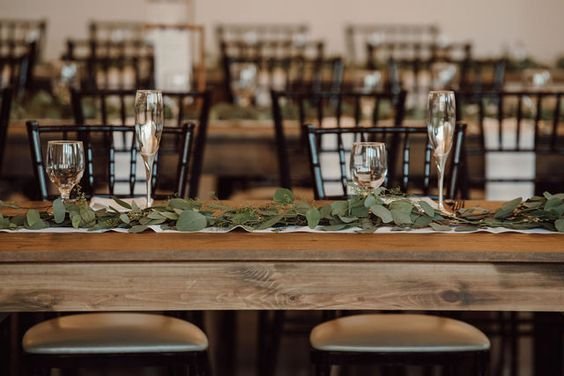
<box><xmin>216</xmin><ymin>23</ymin><xmax>309</xmax><ymax>46</ymax></box>
<box><xmin>456</xmin><ymin>90</ymin><xmax>564</xmax><ymax>197</ymax></box>
<box><xmin>70</xmin><ymin>88</ymin><xmax>212</xmax><ymax>198</ymax></box>
<box><xmin>271</xmin><ymin>89</ymin><xmax>407</xmax><ymax>190</ymax></box>
<box><xmin>27</xmin><ymin>121</ymin><xmax>195</xmax><ymax>201</ymax></box>
<box><xmin>306</xmin><ymin>124</ymin><xmax>467</xmax><ymax>200</ymax></box>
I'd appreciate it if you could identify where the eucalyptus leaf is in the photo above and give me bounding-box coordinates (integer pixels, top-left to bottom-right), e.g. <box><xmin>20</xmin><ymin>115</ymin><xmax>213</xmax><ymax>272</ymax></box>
<box><xmin>79</xmin><ymin>207</ymin><xmax>96</xmax><ymax>224</ymax></box>
<box><xmin>71</xmin><ymin>214</ymin><xmax>81</xmax><ymax>228</ymax></box>
<box><xmin>129</xmin><ymin>224</ymin><xmax>148</xmax><ymax>233</ymax></box>
<box><xmin>176</xmin><ymin>210</ymin><xmax>207</xmax><ymax>231</ymax></box>
<box><xmin>430</xmin><ymin>223</ymin><xmax>452</xmax><ymax>232</ymax></box>
<box><xmin>418</xmin><ymin>201</ymin><xmax>435</xmax><ymax>217</ymax></box>
<box><xmin>319</xmin><ymin>204</ymin><xmax>332</xmax><ymax>219</ymax></box>
<box><xmin>169</xmin><ymin>198</ymin><xmax>194</xmax><ymax>210</ymax></box>
<box><xmin>273</xmin><ymin>188</ymin><xmax>294</xmax><ymax>204</ymax></box>
<box><xmin>53</xmin><ymin>198</ymin><xmax>66</xmax><ymax>224</ymax></box>
<box><xmin>113</xmin><ymin>198</ymin><xmax>132</xmax><ymax>210</ymax></box>
<box><xmin>256</xmin><ymin>215</ymin><xmax>283</xmax><ymax>230</ymax></box>
<box><xmin>454</xmin><ymin>225</ymin><xmax>479</xmax><ymax>232</ymax></box>
<box><xmin>555</xmin><ymin>219</ymin><xmax>564</xmax><ymax>233</ymax></box>
<box><xmin>370</xmin><ymin>204</ymin><xmax>393</xmax><ymax>224</ymax></box>
<box><xmin>495</xmin><ymin>197</ymin><xmax>522</xmax><ymax>219</ymax></box>
<box><xmin>331</xmin><ymin>201</ymin><xmax>348</xmax><ymax>216</ymax></box>
<box><xmin>26</xmin><ymin>209</ymin><xmax>41</xmax><ymax>227</ymax></box>
<box><xmin>306</xmin><ymin>207</ymin><xmax>320</xmax><ymax>229</ymax></box>
<box><xmin>119</xmin><ymin>214</ymin><xmax>130</xmax><ymax>224</ymax></box>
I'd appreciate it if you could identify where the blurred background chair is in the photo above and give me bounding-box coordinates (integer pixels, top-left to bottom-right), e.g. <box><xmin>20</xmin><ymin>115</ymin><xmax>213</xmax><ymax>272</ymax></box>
<box><xmin>456</xmin><ymin>90</ymin><xmax>564</xmax><ymax>200</ymax></box>
<box><xmin>0</xmin><ymin>87</ymin><xmax>13</xmax><ymax>178</ymax></box>
<box><xmin>345</xmin><ymin>23</ymin><xmax>440</xmax><ymax>66</ymax></box>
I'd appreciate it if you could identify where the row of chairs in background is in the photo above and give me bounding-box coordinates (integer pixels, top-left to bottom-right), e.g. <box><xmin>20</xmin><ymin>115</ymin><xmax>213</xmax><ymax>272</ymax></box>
<box><xmin>0</xmin><ymin>84</ymin><xmax>562</xmax><ymax>201</ymax></box>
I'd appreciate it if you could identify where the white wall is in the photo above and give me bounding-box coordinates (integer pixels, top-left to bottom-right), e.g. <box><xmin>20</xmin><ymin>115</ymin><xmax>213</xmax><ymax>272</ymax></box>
<box><xmin>1</xmin><ymin>0</ymin><xmax>562</xmax><ymax>63</ymax></box>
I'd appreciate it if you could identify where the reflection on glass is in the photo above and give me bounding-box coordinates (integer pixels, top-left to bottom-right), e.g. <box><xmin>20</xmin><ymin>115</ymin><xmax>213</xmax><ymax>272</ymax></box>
<box><xmin>46</xmin><ymin>140</ymin><xmax>85</xmax><ymax>201</ymax></box>
<box><xmin>427</xmin><ymin>90</ymin><xmax>455</xmax><ymax>213</ymax></box>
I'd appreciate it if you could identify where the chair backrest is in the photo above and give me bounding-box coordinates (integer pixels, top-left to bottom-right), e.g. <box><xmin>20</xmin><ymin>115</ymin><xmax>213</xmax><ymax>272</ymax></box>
<box><xmin>306</xmin><ymin>124</ymin><xmax>467</xmax><ymax>200</ymax></box>
<box><xmin>345</xmin><ymin>24</ymin><xmax>440</xmax><ymax>65</ymax></box>
<box><xmin>27</xmin><ymin>121</ymin><xmax>195</xmax><ymax>200</ymax></box>
<box><xmin>0</xmin><ymin>87</ymin><xmax>12</xmax><ymax>177</ymax></box>
<box><xmin>271</xmin><ymin>90</ymin><xmax>407</xmax><ymax>189</ymax></box>
<box><xmin>458</xmin><ymin>58</ymin><xmax>506</xmax><ymax>92</ymax></box>
<box><xmin>0</xmin><ymin>40</ymin><xmax>36</xmax><ymax>95</ymax></box>
<box><xmin>456</xmin><ymin>90</ymin><xmax>564</xmax><ymax>196</ymax></box>
<box><xmin>89</xmin><ymin>20</ymin><xmax>146</xmax><ymax>43</ymax></box>
<box><xmin>70</xmin><ymin>88</ymin><xmax>211</xmax><ymax>198</ymax></box>
<box><xmin>0</xmin><ymin>18</ymin><xmax>46</xmax><ymax>60</ymax></box>
<box><xmin>63</xmin><ymin>39</ymin><xmax>155</xmax><ymax>90</ymax></box>
<box><xmin>223</xmin><ymin>54</ymin><xmax>342</xmax><ymax>106</ymax></box>
<box><xmin>216</xmin><ymin>23</ymin><xmax>309</xmax><ymax>47</ymax></box>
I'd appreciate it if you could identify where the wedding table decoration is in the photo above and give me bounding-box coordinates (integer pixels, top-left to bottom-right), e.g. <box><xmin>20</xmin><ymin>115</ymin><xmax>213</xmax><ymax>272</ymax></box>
<box><xmin>1</xmin><ymin>188</ymin><xmax>563</xmax><ymax>233</ymax></box>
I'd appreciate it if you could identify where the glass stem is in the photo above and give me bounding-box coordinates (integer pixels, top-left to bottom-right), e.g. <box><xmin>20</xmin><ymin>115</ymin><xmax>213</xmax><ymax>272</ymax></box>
<box><xmin>143</xmin><ymin>154</ymin><xmax>155</xmax><ymax>208</ymax></box>
<box><xmin>436</xmin><ymin>155</ymin><xmax>447</xmax><ymax>212</ymax></box>
<box><xmin>60</xmin><ymin>189</ymin><xmax>71</xmax><ymax>202</ymax></box>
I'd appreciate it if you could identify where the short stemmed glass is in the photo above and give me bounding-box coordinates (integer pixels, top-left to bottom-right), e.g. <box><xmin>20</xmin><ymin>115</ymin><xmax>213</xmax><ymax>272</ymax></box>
<box><xmin>134</xmin><ymin>90</ymin><xmax>164</xmax><ymax>208</ymax></box>
<box><xmin>350</xmin><ymin>142</ymin><xmax>388</xmax><ymax>193</ymax></box>
<box><xmin>46</xmin><ymin>140</ymin><xmax>85</xmax><ymax>201</ymax></box>
<box><xmin>427</xmin><ymin>90</ymin><xmax>456</xmax><ymax>213</ymax></box>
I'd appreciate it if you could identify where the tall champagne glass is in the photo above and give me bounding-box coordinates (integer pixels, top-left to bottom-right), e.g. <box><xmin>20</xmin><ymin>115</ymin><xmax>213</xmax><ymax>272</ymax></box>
<box><xmin>134</xmin><ymin>90</ymin><xmax>163</xmax><ymax>208</ymax></box>
<box><xmin>427</xmin><ymin>90</ymin><xmax>455</xmax><ymax>213</ymax></box>
<box><xmin>46</xmin><ymin>140</ymin><xmax>85</xmax><ymax>201</ymax></box>
<box><xmin>350</xmin><ymin>142</ymin><xmax>387</xmax><ymax>192</ymax></box>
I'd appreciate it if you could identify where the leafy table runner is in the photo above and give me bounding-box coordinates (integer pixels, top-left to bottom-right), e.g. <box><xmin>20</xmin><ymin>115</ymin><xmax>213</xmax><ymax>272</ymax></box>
<box><xmin>1</xmin><ymin>189</ymin><xmax>563</xmax><ymax>234</ymax></box>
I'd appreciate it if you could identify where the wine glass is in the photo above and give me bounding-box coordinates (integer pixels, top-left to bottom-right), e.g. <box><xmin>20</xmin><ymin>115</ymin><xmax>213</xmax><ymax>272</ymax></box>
<box><xmin>427</xmin><ymin>90</ymin><xmax>455</xmax><ymax>213</ymax></box>
<box><xmin>134</xmin><ymin>90</ymin><xmax>164</xmax><ymax>208</ymax></box>
<box><xmin>46</xmin><ymin>140</ymin><xmax>85</xmax><ymax>201</ymax></box>
<box><xmin>350</xmin><ymin>142</ymin><xmax>387</xmax><ymax>193</ymax></box>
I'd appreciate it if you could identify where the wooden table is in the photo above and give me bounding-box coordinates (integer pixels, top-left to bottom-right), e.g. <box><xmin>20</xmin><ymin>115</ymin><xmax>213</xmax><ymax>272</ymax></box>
<box><xmin>1</xmin><ymin>200</ymin><xmax>563</xmax><ymax>375</ymax></box>
<box><xmin>0</xmin><ymin>201</ymin><xmax>563</xmax><ymax>313</ymax></box>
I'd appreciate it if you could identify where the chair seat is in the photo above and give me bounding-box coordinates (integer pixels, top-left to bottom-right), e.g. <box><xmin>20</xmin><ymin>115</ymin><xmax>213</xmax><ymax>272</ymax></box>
<box><xmin>23</xmin><ymin>313</ymin><xmax>208</xmax><ymax>355</ymax></box>
<box><xmin>310</xmin><ymin>314</ymin><xmax>490</xmax><ymax>353</ymax></box>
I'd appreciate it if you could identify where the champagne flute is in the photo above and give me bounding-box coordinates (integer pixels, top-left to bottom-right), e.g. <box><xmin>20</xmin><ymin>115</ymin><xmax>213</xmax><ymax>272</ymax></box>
<box><xmin>46</xmin><ymin>140</ymin><xmax>85</xmax><ymax>201</ymax></box>
<box><xmin>350</xmin><ymin>142</ymin><xmax>387</xmax><ymax>192</ymax></box>
<box><xmin>427</xmin><ymin>90</ymin><xmax>455</xmax><ymax>213</ymax></box>
<box><xmin>134</xmin><ymin>90</ymin><xmax>163</xmax><ymax>208</ymax></box>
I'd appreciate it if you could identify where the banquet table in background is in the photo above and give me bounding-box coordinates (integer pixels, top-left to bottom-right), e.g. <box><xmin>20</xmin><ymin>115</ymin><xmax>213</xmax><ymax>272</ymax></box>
<box><xmin>0</xmin><ymin>200</ymin><xmax>563</xmax><ymax>374</ymax></box>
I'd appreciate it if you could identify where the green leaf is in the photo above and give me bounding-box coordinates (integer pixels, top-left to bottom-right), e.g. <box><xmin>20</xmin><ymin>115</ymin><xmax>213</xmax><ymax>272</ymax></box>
<box><xmin>169</xmin><ymin>198</ymin><xmax>194</xmax><ymax>210</ymax></box>
<box><xmin>119</xmin><ymin>214</ymin><xmax>130</xmax><ymax>224</ymax></box>
<box><xmin>255</xmin><ymin>215</ymin><xmax>283</xmax><ymax>230</ymax></box>
<box><xmin>430</xmin><ymin>223</ymin><xmax>452</xmax><ymax>232</ymax></box>
<box><xmin>113</xmin><ymin>198</ymin><xmax>132</xmax><ymax>210</ymax></box>
<box><xmin>495</xmin><ymin>197</ymin><xmax>522</xmax><ymax>219</ymax></box>
<box><xmin>338</xmin><ymin>215</ymin><xmax>358</xmax><ymax>224</ymax></box>
<box><xmin>556</xmin><ymin>219</ymin><xmax>564</xmax><ymax>233</ymax></box>
<box><xmin>26</xmin><ymin>209</ymin><xmax>41</xmax><ymax>227</ymax></box>
<box><xmin>129</xmin><ymin>224</ymin><xmax>148</xmax><ymax>233</ymax></box>
<box><xmin>176</xmin><ymin>210</ymin><xmax>207</xmax><ymax>231</ymax></box>
<box><xmin>305</xmin><ymin>207</ymin><xmax>320</xmax><ymax>229</ymax></box>
<box><xmin>71</xmin><ymin>214</ymin><xmax>81</xmax><ymax>228</ymax></box>
<box><xmin>273</xmin><ymin>188</ymin><xmax>294</xmax><ymax>204</ymax></box>
<box><xmin>331</xmin><ymin>201</ymin><xmax>348</xmax><ymax>216</ymax></box>
<box><xmin>390</xmin><ymin>201</ymin><xmax>413</xmax><ymax>225</ymax></box>
<box><xmin>79</xmin><ymin>207</ymin><xmax>96</xmax><ymax>224</ymax></box>
<box><xmin>131</xmin><ymin>200</ymin><xmax>140</xmax><ymax>211</ymax></box>
<box><xmin>53</xmin><ymin>198</ymin><xmax>66</xmax><ymax>224</ymax></box>
<box><xmin>350</xmin><ymin>205</ymin><xmax>369</xmax><ymax>218</ymax></box>
<box><xmin>370</xmin><ymin>204</ymin><xmax>393</xmax><ymax>224</ymax></box>
<box><xmin>413</xmin><ymin>215</ymin><xmax>433</xmax><ymax>228</ymax></box>
<box><xmin>364</xmin><ymin>195</ymin><xmax>378</xmax><ymax>208</ymax></box>
<box><xmin>418</xmin><ymin>201</ymin><xmax>435</xmax><ymax>217</ymax></box>
<box><xmin>454</xmin><ymin>225</ymin><xmax>479</xmax><ymax>232</ymax></box>
<box><xmin>319</xmin><ymin>204</ymin><xmax>332</xmax><ymax>219</ymax></box>
<box><xmin>160</xmin><ymin>211</ymin><xmax>179</xmax><ymax>220</ymax></box>
<box><xmin>147</xmin><ymin>211</ymin><xmax>165</xmax><ymax>220</ymax></box>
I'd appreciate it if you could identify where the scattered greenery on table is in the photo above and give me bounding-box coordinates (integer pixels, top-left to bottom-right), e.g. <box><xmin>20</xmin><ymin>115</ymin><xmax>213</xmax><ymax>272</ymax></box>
<box><xmin>1</xmin><ymin>188</ymin><xmax>563</xmax><ymax>233</ymax></box>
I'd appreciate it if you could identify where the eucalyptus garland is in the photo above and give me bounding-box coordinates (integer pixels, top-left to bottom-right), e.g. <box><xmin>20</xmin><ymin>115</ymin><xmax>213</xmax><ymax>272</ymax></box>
<box><xmin>1</xmin><ymin>188</ymin><xmax>564</xmax><ymax>233</ymax></box>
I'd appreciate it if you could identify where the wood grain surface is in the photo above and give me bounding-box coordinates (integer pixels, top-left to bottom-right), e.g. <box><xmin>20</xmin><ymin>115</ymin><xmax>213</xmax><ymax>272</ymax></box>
<box><xmin>1</xmin><ymin>200</ymin><xmax>563</xmax><ymax>312</ymax></box>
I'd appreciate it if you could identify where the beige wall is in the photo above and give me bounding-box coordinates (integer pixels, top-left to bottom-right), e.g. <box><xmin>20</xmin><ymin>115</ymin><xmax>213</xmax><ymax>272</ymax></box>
<box><xmin>1</xmin><ymin>0</ymin><xmax>562</xmax><ymax>63</ymax></box>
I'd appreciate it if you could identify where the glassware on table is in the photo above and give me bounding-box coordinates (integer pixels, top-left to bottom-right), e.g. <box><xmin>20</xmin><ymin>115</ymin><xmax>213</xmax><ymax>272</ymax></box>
<box><xmin>134</xmin><ymin>90</ymin><xmax>164</xmax><ymax>208</ymax></box>
<box><xmin>46</xmin><ymin>140</ymin><xmax>85</xmax><ymax>201</ymax></box>
<box><xmin>427</xmin><ymin>90</ymin><xmax>456</xmax><ymax>213</ymax></box>
<box><xmin>350</xmin><ymin>142</ymin><xmax>387</xmax><ymax>192</ymax></box>
<box><xmin>431</xmin><ymin>62</ymin><xmax>457</xmax><ymax>90</ymax></box>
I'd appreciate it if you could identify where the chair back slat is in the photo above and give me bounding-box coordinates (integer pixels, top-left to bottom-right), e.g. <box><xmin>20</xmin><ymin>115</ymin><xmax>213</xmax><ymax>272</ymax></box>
<box><xmin>0</xmin><ymin>87</ymin><xmax>12</xmax><ymax>177</ymax></box>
